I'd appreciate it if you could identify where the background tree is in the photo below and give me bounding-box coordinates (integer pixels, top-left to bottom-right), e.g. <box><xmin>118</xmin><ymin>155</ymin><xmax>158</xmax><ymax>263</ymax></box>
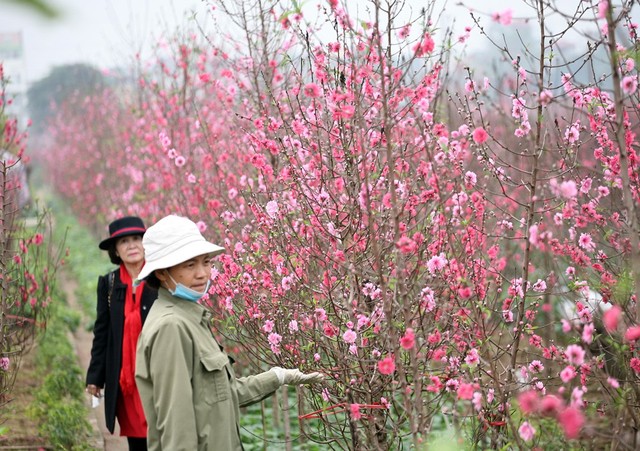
<box><xmin>26</xmin><ymin>63</ymin><xmax>106</xmax><ymax>134</ymax></box>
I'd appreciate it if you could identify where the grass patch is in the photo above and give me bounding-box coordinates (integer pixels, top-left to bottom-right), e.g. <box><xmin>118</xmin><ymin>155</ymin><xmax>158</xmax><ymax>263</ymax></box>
<box><xmin>27</xmin><ymin>293</ymin><xmax>95</xmax><ymax>450</ymax></box>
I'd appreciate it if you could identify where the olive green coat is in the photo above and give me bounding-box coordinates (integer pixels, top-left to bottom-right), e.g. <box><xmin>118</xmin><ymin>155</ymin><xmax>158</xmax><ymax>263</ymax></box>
<box><xmin>135</xmin><ymin>289</ymin><xmax>281</xmax><ymax>450</ymax></box>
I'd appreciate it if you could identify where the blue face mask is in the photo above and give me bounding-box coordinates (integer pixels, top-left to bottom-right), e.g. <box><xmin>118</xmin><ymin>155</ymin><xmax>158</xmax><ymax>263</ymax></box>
<box><xmin>167</xmin><ymin>274</ymin><xmax>210</xmax><ymax>302</ymax></box>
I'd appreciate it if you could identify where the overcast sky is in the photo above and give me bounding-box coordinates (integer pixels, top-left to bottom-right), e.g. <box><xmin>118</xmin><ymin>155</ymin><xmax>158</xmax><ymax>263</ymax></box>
<box><xmin>0</xmin><ymin>0</ymin><xmax>607</xmax><ymax>84</ymax></box>
<box><xmin>0</xmin><ymin>0</ymin><xmax>207</xmax><ymax>81</ymax></box>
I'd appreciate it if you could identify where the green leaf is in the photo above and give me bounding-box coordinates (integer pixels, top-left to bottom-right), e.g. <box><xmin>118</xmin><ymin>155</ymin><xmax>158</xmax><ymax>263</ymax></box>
<box><xmin>3</xmin><ymin>0</ymin><xmax>60</xmax><ymax>19</ymax></box>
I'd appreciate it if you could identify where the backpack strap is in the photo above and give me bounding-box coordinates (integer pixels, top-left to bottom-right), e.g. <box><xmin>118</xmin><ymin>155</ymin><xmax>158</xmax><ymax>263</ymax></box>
<box><xmin>107</xmin><ymin>271</ymin><xmax>115</xmax><ymax>309</ymax></box>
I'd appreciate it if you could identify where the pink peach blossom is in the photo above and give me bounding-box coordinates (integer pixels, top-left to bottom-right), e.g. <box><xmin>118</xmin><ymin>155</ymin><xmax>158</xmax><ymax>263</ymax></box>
<box><xmin>492</xmin><ymin>9</ymin><xmax>513</xmax><ymax>25</ymax></box>
<box><xmin>565</xmin><ymin>344</ymin><xmax>585</xmax><ymax>366</ymax></box>
<box><xmin>603</xmin><ymin>305</ymin><xmax>622</xmax><ymax>332</ymax></box>
<box><xmin>517</xmin><ymin>390</ymin><xmax>539</xmax><ymax>415</ymax></box>
<box><xmin>400</xmin><ymin>328</ymin><xmax>415</xmax><ymax>350</ymax></box>
<box><xmin>624</xmin><ymin>325</ymin><xmax>640</xmax><ymax>342</ymax></box>
<box><xmin>560</xmin><ymin>365</ymin><xmax>577</xmax><ymax>383</ymax></box>
<box><xmin>349</xmin><ymin>403</ymin><xmax>362</xmax><ymax>420</ymax></box>
<box><xmin>557</xmin><ymin>407</ymin><xmax>584</xmax><ymax>439</ymax></box>
<box><xmin>378</xmin><ymin>356</ymin><xmax>395</xmax><ymax>375</ymax></box>
<box><xmin>518</xmin><ymin>421</ymin><xmax>536</xmax><ymax>442</ymax></box>
<box><xmin>472</xmin><ymin>127</ymin><xmax>489</xmax><ymax>144</ymax></box>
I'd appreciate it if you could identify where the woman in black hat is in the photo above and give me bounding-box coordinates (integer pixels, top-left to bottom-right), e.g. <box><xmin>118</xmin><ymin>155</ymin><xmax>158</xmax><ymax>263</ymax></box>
<box><xmin>86</xmin><ymin>216</ymin><xmax>157</xmax><ymax>450</ymax></box>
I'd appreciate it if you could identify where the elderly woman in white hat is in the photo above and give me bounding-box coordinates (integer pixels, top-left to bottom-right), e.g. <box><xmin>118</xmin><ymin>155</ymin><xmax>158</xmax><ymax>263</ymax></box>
<box><xmin>134</xmin><ymin>215</ymin><xmax>323</xmax><ymax>451</ymax></box>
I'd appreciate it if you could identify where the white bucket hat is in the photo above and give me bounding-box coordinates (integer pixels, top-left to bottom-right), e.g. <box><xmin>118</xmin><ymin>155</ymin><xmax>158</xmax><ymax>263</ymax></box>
<box><xmin>136</xmin><ymin>215</ymin><xmax>224</xmax><ymax>281</ymax></box>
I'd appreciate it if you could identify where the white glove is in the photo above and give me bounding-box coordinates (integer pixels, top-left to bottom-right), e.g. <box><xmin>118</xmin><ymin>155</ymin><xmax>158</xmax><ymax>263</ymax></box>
<box><xmin>270</xmin><ymin>367</ymin><xmax>324</xmax><ymax>385</ymax></box>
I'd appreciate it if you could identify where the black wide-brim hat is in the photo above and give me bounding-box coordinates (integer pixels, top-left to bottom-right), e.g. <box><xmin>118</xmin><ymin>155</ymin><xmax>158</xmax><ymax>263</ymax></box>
<box><xmin>98</xmin><ymin>216</ymin><xmax>147</xmax><ymax>250</ymax></box>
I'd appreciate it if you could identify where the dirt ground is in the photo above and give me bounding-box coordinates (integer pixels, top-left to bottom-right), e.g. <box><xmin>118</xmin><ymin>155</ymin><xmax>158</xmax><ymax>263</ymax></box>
<box><xmin>0</xmin><ymin>274</ymin><xmax>128</xmax><ymax>450</ymax></box>
<box><xmin>68</xmin><ymin>273</ymin><xmax>128</xmax><ymax>451</ymax></box>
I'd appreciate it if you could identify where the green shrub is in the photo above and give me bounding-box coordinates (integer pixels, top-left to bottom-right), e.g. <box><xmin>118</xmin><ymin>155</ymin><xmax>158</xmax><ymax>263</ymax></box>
<box><xmin>28</xmin><ymin>303</ymin><xmax>93</xmax><ymax>450</ymax></box>
<box><xmin>57</xmin><ymin>305</ymin><xmax>82</xmax><ymax>333</ymax></box>
<box><xmin>38</xmin><ymin>401</ymin><xmax>93</xmax><ymax>451</ymax></box>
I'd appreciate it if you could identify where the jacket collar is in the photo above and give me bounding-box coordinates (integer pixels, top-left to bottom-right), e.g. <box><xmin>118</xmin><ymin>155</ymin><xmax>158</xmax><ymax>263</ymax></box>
<box><xmin>157</xmin><ymin>287</ymin><xmax>212</xmax><ymax>324</ymax></box>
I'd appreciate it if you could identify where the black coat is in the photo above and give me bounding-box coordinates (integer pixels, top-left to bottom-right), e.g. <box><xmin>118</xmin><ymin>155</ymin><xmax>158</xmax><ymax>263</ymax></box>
<box><xmin>86</xmin><ymin>269</ymin><xmax>157</xmax><ymax>434</ymax></box>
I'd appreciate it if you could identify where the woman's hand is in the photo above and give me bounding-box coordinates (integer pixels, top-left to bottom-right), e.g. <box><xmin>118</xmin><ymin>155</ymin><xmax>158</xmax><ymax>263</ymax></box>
<box><xmin>86</xmin><ymin>384</ymin><xmax>103</xmax><ymax>397</ymax></box>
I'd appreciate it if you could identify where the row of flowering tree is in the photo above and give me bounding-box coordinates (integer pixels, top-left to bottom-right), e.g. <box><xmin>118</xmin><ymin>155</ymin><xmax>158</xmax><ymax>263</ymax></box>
<box><xmin>40</xmin><ymin>0</ymin><xmax>640</xmax><ymax>449</ymax></box>
<box><xmin>0</xmin><ymin>64</ymin><xmax>64</xmax><ymax>425</ymax></box>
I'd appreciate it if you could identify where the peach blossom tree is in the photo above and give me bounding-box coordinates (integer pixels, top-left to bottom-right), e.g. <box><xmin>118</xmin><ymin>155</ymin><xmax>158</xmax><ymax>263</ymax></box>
<box><xmin>0</xmin><ymin>64</ymin><xmax>64</xmax><ymax>420</ymax></box>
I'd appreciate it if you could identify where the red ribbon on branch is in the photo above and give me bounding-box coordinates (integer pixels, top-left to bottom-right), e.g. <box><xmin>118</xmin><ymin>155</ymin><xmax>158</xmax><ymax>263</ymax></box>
<box><xmin>3</xmin><ymin>314</ymin><xmax>44</xmax><ymax>328</ymax></box>
<box><xmin>299</xmin><ymin>402</ymin><xmax>387</xmax><ymax>420</ymax></box>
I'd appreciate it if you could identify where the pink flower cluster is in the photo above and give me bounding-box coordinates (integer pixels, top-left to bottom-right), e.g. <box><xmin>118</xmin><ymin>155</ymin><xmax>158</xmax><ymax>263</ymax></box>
<box><xmin>518</xmin><ymin>390</ymin><xmax>585</xmax><ymax>439</ymax></box>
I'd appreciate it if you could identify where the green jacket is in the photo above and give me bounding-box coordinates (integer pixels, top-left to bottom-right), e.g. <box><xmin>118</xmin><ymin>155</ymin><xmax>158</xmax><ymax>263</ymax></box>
<box><xmin>135</xmin><ymin>288</ymin><xmax>281</xmax><ymax>450</ymax></box>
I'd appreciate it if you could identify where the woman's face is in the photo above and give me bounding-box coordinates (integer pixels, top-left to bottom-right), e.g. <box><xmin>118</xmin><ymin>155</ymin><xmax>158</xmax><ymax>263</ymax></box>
<box><xmin>158</xmin><ymin>253</ymin><xmax>213</xmax><ymax>292</ymax></box>
<box><xmin>115</xmin><ymin>235</ymin><xmax>144</xmax><ymax>266</ymax></box>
